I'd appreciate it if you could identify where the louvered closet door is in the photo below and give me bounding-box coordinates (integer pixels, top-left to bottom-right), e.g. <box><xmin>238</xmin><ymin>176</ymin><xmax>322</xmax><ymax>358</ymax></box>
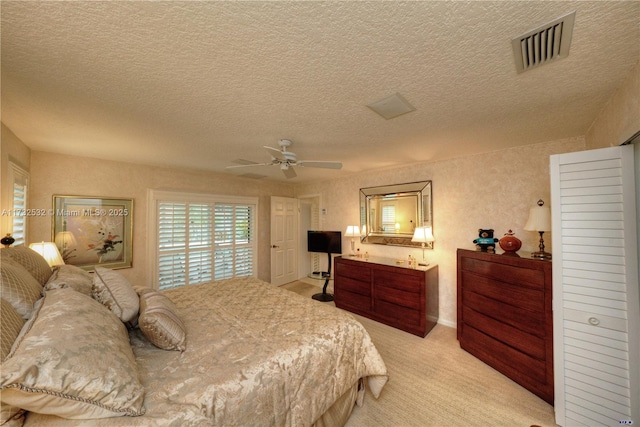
<box><xmin>550</xmin><ymin>145</ymin><xmax>639</xmax><ymax>427</ymax></box>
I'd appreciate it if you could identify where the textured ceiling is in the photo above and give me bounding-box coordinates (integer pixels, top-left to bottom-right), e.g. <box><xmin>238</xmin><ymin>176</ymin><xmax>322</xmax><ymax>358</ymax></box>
<box><xmin>1</xmin><ymin>1</ymin><xmax>639</xmax><ymax>182</ymax></box>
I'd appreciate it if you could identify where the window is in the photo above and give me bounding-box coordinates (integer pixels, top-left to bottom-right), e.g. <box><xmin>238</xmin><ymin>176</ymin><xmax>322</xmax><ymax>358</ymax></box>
<box><xmin>149</xmin><ymin>190</ymin><xmax>257</xmax><ymax>290</ymax></box>
<box><xmin>7</xmin><ymin>162</ymin><xmax>29</xmax><ymax>246</ymax></box>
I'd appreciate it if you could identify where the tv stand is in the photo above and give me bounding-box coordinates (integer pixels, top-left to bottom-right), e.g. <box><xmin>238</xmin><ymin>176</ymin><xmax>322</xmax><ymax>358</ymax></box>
<box><xmin>310</xmin><ymin>252</ymin><xmax>334</xmax><ymax>302</ymax></box>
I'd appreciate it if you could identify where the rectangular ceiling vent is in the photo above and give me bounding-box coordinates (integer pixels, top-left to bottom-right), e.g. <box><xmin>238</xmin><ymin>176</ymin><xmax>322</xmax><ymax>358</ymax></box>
<box><xmin>512</xmin><ymin>11</ymin><xmax>576</xmax><ymax>74</ymax></box>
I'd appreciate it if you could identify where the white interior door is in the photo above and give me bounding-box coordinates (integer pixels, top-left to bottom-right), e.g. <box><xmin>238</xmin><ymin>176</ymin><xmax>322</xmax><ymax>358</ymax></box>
<box><xmin>270</xmin><ymin>196</ymin><xmax>298</xmax><ymax>286</ymax></box>
<box><xmin>551</xmin><ymin>145</ymin><xmax>639</xmax><ymax>426</ymax></box>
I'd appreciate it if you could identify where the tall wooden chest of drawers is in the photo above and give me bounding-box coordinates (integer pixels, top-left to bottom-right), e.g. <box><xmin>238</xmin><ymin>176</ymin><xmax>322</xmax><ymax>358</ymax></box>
<box><xmin>457</xmin><ymin>249</ymin><xmax>553</xmax><ymax>404</ymax></box>
<box><xmin>334</xmin><ymin>256</ymin><xmax>438</xmax><ymax>337</ymax></box>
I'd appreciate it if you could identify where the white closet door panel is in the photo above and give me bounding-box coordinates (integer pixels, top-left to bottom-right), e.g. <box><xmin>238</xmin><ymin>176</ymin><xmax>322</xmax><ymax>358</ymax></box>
<box><xmin>562</xmin><ymin>244</ymin><xmax>624</xmax><ymax>257</ymax></box>
<box><xmin>564</xmin><ymin>300</ymin><xmax>626</xmax><ymax>319</ymax></box>
<box><xmin>560</xmin><ymin>194</ymin><xmax>623</xmax><ymax>204</ymax></box>
<box><xmin>560</xmin><ymin>176</ymin><xmax>622</xmax><ymax>191</ymax></box>
<box><xmin>559</xmin><ymin>158</ymin><xmax>621</xmax><ymax>173</ymax></box>
<box><xmin>566</xmin><ymin>377</ymin><xmax>631</xmax><ymax>407</ymax></box>
<box><xmin>562</xmin><ymin>203</ymin><xmax>623</xmax><ymax>212</ymax></box>
<box><xmin>564</xmin><ymin>336</ymin><xmax>628</xmax><ymax>361</ymax></box>
<box><xmin>562</xmin><ymin>260</ymin><xmax>625</xmax><ymax>274</ymax></box>
<box><xmin>560</xmin><ymin>165</ymin><xmax>622</xmax><ymax>180</ymax></box>
<box><xmin>566</xmin><ymin>397</ymin><xmax>630</xmax><ymax>423</ymax></box>
<box><xmin>552</xmin><ymin>145</ymin><xmax>638</xmax><ymax>426</ymax></box>
<box><xmin>564</xmin><ymin>311</ymin><xmax>628</xmax><ymax>334</ymax></box>
<box><xmin>566</xmin><ymin>345</ymin><xmax>628</xmax><ymax>370</ymax></box>
<box><xmin>564</xmin><ymin>328</ymin><xmax>628</xmax><ymax>351</ymax></box>
<box><xmin>562</xmin><ymin>228</ymin><xmax>625</xmax><ymax>239</ymax></box>
<box><xmin>564</xmin><ymin>285</ymin><xmax>625</xmax><ymax>301</ymax></box>
<box><xmin>562</xmin><ymin>268</ymin><xmax>625</xmax><ymax>286</ymax></box>
<box><xmin>563</xmin><ymin>293</ymin><xmax>626</xmax><ymax>310</ymax></box>
<box><xmin>566</xmin><ymin>353</ymin><xmax>629</xmax><ymax>379</ymax></box>
<box><xmin>562</xmin><ymin>210</ymin><xmax>625</xmax><ymax>220</ymax></box>
<box><xmin>565</xmin><ymin>369</ymin><xmax>629</xmax><ymax>397</ymax></box>
<box><xmin>563</xmin><ymin>275</ymin><xmax>626</xmax><ymax>292</ymax></box>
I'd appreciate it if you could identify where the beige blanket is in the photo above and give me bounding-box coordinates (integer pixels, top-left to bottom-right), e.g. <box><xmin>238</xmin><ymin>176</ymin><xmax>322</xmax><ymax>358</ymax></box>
<box><xmin>25</xmin><ymin>277</ymin><xmax>388</xmax><ymax>426</ymax></box>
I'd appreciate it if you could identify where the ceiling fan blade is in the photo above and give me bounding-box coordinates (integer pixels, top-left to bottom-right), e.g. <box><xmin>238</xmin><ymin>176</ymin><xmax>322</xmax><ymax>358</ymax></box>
<box><xmin>225</xmin><ymin>162</ymin><xmax>273</xmax><ymax>169</ymax></box>
<box><xmin>282</xmin><ymin>166</ymin><xmax>297</xmax><ymax>179</ymax></box>
<box><xmin>296</xmin><ymin>161</ymin><xmax>342</xmax><ymax>170</ymax></box>
<box><xmin>264</xmin><ymin>146</ymin><xmax>287</xmax><ymax>161</ymax></box>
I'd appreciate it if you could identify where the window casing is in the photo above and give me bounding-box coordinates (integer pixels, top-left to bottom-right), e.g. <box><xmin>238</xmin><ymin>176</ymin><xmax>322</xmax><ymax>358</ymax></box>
<box><xmin>148</xmin><ymin>190</ymin><xmax>258</xmax><ymax>290</ymax></box>
<box><xmin>7</xmin><ymin>162</ymin><xmax>29</xmax><ymax>246</ymax></box>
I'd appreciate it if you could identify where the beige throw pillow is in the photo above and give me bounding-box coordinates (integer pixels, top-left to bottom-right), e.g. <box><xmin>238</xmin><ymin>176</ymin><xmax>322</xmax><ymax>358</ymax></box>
<box><xmin>0</xmin><ymin>299</ymin><xmax>27</xmax><ymax>425</ymax></box>
<box><xmin>44</xmin><ymin>264</ymin><xmax>93</xmax><ymax>296</ymax></box>
<box><xmin>0</xmin><ymin>288</ymin><xmax>145</xmax><ymax>419</ymax></box>
<box><xmin>2</xmin><ymin>246</ymin><xmax>52</xmax><ymax>286</ymax></box>
<box><xmin>138</xmin><ymin>290</ymin><xmax>186</xmax><ymax>351</ymax></box>
<box><xmin>92</xmin><ymin>266</ymin><xmax>139</xmax><ymax>323</ymax></box>
<box><xmin>0</xmin><ymin>262</ymin><xmax>43</xmax><ymax>319</ymax></box>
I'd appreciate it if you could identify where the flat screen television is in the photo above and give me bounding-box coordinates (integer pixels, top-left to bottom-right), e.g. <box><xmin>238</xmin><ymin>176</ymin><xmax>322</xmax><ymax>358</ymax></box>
<box><xmin>307</xmin><ymin>230</ymin><xmax>342</xmax><ymax>254</ymax></box>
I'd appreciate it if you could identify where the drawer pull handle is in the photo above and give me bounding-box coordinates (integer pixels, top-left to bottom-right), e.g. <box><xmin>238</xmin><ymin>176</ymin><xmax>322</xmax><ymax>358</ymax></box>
<box><xmin>588</xmin><ymin>317</ymin><xmax>600</xmax><ymax>326</ymax></box>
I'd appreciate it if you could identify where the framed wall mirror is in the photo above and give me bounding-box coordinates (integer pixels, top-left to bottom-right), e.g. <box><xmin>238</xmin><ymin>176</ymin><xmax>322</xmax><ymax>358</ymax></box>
<box><xmin>359</xmin><ymin>180</ymin><xmax>433</xmax><ymax>248</ymax></box>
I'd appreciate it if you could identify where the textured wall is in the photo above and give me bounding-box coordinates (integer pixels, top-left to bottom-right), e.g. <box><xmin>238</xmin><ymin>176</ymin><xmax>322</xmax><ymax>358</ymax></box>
<box><xmin>27</xmin><ymin>152</ymin><xmax>295</xmax><ymax>285</ymax></box>
<box><xmin>586</xmin><ymin>60</ymin><xmax>640</xmax><ymax>148</ymax></box>
<box><xmin>295</xmin><ymin>137</ymin><xmax>585</xmax><ymax>327</ymax></box>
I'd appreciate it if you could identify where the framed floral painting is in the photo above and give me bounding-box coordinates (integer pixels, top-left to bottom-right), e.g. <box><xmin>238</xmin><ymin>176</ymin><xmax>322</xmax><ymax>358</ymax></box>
<box><xmin>52</xmin><ymin>195</ymin><xmax>133</xmax><ymax>271</ymax></box>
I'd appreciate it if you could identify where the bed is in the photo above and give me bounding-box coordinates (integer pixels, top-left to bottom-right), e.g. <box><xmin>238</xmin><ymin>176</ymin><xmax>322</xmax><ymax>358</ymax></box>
<box><xmin>0</xmin><ymin>246</ymin><xmax>388</xmax><ymax>426</ymax></box>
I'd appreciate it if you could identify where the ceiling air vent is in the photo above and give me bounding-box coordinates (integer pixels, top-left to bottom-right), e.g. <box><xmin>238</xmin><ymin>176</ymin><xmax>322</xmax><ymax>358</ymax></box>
<box><xmin>512</xmin><ymin>11</ymin><xmax>576</xmax><ymax>74</ymax></box>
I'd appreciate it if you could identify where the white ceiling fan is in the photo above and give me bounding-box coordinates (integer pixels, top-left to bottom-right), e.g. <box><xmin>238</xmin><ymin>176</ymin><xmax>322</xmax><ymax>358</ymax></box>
<box><xmin>226</xmin><ymin>139</ymin><xmax>342</xmax><ymax>179</ymax></box>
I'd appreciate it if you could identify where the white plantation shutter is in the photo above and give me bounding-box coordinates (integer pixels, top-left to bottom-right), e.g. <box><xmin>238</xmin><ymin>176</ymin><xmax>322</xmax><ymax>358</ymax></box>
<box><xmin>214</xmin><ymin>203</ymin><xmax>254</xmax><ymax>280</ymax></box>
<box><xmin>151</xmin><ymin>191</ymin><xmax>257</xmax><ymax>290</ymax></box>
<box><xmin>551</xmin><ymin>145</ymin><xmax>639</xmax><ymax>426</ymax></box>
<box><xmin>8</xmin><ymin>163</ymin><xmax>29</xmax><ymax>246</ymax></box>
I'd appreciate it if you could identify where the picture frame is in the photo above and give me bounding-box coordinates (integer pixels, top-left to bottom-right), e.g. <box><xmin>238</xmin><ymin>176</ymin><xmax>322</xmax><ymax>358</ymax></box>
<box><xmin>52</xmin><ymin>195</ymin><xmax>133</xmax><ymax>271</ymax></box>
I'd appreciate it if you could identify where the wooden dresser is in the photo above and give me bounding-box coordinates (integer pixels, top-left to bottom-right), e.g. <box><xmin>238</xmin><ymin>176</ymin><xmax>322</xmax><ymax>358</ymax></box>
<box><xmin>334</xmin><ymin>256</ymin><xmax>438</xmax><ymax>337</ymax></box>
<box><xmin>457</xmin><ymin>249</ymin><xmax>553</xmax><ymax>404</ymax></box>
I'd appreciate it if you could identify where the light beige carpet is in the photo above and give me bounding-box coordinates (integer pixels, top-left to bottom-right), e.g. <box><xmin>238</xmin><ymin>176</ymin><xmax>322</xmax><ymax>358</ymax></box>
<box><xmin>281</xmin><ymin>281</ymin><xmax>557</xmax><ymax>427</ymax></box>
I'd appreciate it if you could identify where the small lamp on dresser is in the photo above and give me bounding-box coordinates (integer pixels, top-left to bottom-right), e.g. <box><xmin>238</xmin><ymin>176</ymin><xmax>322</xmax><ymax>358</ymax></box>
<box><xmin>411</xmin><ymin>226</ymin><xmax>434</xmax><ymax>266</ymax></box>
<box><xmin>524</xmin><ymin>199</ymin><xmax>552</xmax><ymax>260</ymax></box>
<box><xmin>344</xmin><ymin>225</ymin><xmax>360</xmax><ymax>256</ymax></box>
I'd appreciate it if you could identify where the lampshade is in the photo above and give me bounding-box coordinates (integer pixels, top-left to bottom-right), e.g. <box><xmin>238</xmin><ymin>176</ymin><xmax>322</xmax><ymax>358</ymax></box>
<box><xmin>411</xmin><ymin>227</ymin><xmax>434</xmax><ymax>243</ymax></box>
<box><xmin>55</xmin><ymin>231</ymin><xmax>77</xmax><ymax>248</ymax></box>
<box><xmin>345</xmin><ymin>225</ymin><xmax>360</xmax><ymax>237</ymax></box>
<box><xmin>524</xmin><ymin>199</ymin><xmax>551</xmax><ymax>232</ymax></box>
<box><xmin>29</xmin><ymin>241</ymin><xmax>64</xmax><ymax>267</ymax></box>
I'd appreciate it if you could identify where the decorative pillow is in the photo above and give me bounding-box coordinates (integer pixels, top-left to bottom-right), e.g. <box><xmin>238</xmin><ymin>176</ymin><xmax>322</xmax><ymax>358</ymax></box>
<box><xmin>44</xmin><ymin>264</ymin><xmax>93</xmax><ymax>296</ymax></box>
<box><xmin>0</xmin><ymin>299</ymin><xmax>27</xmax><ymax>426</ymax></box>
<box><xmin>0</xmin><ymin>288</ymin><xmax>146</xmax><ymax>419</ymax></box>
<box><xmin>92</xmin><ymin>266</ymin><xmax>139</xmax><ymax>323</ymax></box>
<box><xmin>0</xmin><ymin>262</ymin><xmax>43</xmax><ymax>319</ymax></box>
<box><xmin>2</xmin><ymin>246</ymin><xmax>52</xmax><ymax>286</ymax></box>
<box><xmin>0</xmin><ymin>299</ymin><xmax>25</xmax><ymax>361</ymax></box>
<box><xmin>138</xmin><ymin>289</ymin><xmax>186</xmax><ymax>351</ymax></box>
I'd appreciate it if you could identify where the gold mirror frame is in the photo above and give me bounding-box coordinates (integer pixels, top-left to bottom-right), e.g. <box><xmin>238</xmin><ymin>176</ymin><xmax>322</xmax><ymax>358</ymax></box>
<box><xmin>359</xmin><ymin>180</ymin><xmax>433</xmax><ymax>248</ymax></box>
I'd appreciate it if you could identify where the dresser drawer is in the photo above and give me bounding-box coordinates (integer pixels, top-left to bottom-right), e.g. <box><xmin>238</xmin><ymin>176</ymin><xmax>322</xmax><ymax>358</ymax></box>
<box><xmin>375</xmin><ymin>299</ymin><xmax>421</xmax><ymax>329</ymax></box>
<box><xmin>462</xmin><ymin>305</ymin><xmax>545</xmax><ymax>359</ymax></box>
<box><xmin>335</xmin><ymin>289</ymin><xmax>371</xmax><ymax>312</ymax></box>
<box><xmin>461</xmin><ymin>257</ymin><xmax>545</xmax><ymax>290</ymax></box>
<box><xmin>376</xmin><ymin>285</ymin><xmax>421</xmax><ymax>310</ymax></box>
<box><xmin>335</xmin><ymin>260</ymin><xmax>371</xmax><ymax>282</ymax></box>
<box><xmin>373</xmin><ymin>269</ymin><xmax>421</xmax><ymax>293</ymax></box>
<box><xmin>460</xmin><ymin>325</ymin><xmax>551</xmax><ymax>400</ymax></box>
<box><xmin>462</xmin><ymin>288</ymin><xmax>544</xmax><ymax>336</ymax></box>
<box><xmin>335</xmin><ymin>275</ymin><xmax>370</xmax><ymax>296</ymax></box>
<box><xmin>461</xmin><ymin>271</ymin><xmax>544</xmax><ymax>313</ymax></box>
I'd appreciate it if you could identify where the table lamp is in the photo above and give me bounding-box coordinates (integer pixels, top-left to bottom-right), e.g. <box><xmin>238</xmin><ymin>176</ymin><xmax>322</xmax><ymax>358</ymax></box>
<box><xmin>345</xmin><ymin>225</ymin><xmax>360</xmax><ymax>256</ymax></box>
<box><xmin>411</xmin><ymin>226</ymin><xmax>434</xmax><ymax>266</ymax></box>
<box><xmin>523</xmin><ymin>199</ymin><xmax>552</xmax><ymax>260</ymax></box>
<box><xmin>29</xmin><ymin>241</ymin><xmax>64</xmax><ymax>267</ymax></box>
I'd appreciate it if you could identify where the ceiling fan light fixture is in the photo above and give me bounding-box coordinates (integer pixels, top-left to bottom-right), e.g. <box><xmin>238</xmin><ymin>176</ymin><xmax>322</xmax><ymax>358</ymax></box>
<box><xmin>367</xmin><ymin>93</ymin><xmax>416</xmax><ymax>120</ymax></box>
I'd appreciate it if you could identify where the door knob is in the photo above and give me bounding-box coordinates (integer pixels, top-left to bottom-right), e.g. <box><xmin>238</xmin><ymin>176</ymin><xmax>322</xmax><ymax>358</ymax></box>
<box><xmin>588</xmin><ymin>317</ymin><xmax>600</xmax><ymax>326</ymax></box>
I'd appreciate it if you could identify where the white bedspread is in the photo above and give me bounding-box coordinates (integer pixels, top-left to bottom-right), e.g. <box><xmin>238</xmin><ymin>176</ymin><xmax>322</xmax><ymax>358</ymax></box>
<box><xmin>25</xmin><ymin>277</ymin><xmax>388</xmax><ymax>426</ymax></box>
